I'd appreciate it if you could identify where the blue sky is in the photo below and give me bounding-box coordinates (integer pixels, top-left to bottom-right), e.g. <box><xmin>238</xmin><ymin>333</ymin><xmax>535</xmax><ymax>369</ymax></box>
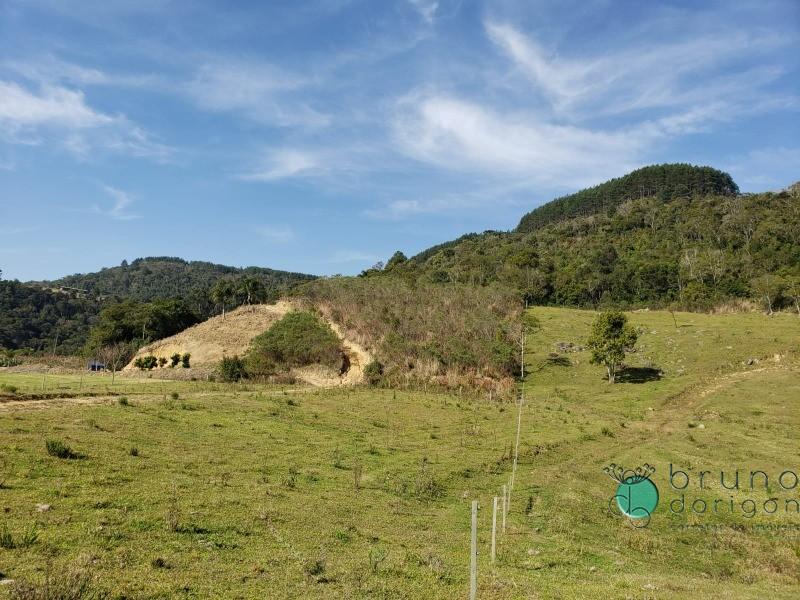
<box><xmin>1</xmin><ymin>0</ymin><xmax>798</xmax><ymax>281</ymax></box>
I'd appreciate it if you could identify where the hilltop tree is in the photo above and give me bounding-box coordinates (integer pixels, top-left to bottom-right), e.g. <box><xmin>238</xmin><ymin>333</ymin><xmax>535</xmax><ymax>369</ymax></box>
<box><xmin>587</xmin><ymin>311</ymin><xmax>637</xmax><ymax>383</ymax></box>
<box><xmin>238</xmin><ymin>276</ymin><xmax>265</xmax><ymax>306</ymax></box>
<box><xmin>385</xmin><ymin>251</ymin><xmax>408</xmax><ymax>271</ymax></box>
<box><xmin>211</xmin><ymin>279</ymin><xmax>236</xmax><ymax>320</ymax></box>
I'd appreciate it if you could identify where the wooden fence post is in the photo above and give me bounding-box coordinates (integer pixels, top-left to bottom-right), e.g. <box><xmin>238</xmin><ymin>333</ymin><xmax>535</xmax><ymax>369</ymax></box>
<box><xmin>491</xmin><ymin>496</ymin><xmax>498</xmax><ymax>564</ymax></box>
<box><xmin>470</xmin><ymin>500</ymin><xmax>478</xmax><ymax>600</ymax></box>
<box><xmin>501</xmin><ymin>485</ymin><xmax>507</xmax><ymax>533</ymax></box>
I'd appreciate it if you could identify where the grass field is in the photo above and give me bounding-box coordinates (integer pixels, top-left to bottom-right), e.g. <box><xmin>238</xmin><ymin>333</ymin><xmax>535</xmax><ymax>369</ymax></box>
<box><xmin>0</xmin><ymin>307</ymin><xmax>798</xmax><ymax>598</ymax></box>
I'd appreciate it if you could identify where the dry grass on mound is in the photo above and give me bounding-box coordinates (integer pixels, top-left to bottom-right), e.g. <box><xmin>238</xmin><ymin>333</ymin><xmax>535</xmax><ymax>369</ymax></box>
<box><xmin>124</xmin><ymin>302</ymin><xmax>292</xmax><ymax>371</ymax></box>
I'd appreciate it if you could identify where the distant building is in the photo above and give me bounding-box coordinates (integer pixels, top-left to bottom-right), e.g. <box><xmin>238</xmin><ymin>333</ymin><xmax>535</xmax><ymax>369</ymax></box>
<box><xmin>87</xmin><ymin>360</ymin><xmax>105</xmax><ymax>371</ymax></box>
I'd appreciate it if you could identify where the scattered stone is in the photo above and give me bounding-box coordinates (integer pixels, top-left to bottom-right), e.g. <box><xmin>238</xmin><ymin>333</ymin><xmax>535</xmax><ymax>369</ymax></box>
<box><xmin>642</xmin><ymin>583</ymin><xmax>657</xmax><ymax>591</ymax></box>
<box><xmin>0</xmin><ymin>580</ymin><xmax>14</xmax><ymax>586</ymax></box>
<box><xmin>554</xmin><ymin>342</ymin><xmax>584</xmax><ymax>353</ymax></box>
<box><xmin>36</xmin><ymin>503</ymin><xmax>51</xmax><ymax>512</ymax></box>
<box><xmin>697</xmin><ymin>423</ymin><xmax>705</xmax><ymax>430</ymax></box>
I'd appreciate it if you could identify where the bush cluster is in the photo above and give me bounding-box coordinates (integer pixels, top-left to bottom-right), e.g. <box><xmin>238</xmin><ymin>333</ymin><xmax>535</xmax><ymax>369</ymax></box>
<box><xmin>245</xmin><ymin>311</ymin><xmax>342</xmax><ymax>378</ymax></box>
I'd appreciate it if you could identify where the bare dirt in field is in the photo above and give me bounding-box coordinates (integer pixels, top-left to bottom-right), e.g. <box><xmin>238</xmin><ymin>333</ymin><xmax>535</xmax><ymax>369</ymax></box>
<box><xmin>123</xmin><ymin>301</ymin><xmax>372</xmax><ymax>387</ymax></box>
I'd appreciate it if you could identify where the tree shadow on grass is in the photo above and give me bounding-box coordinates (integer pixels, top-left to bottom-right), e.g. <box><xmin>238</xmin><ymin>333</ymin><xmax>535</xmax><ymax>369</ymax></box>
<box><xmin>545</xmin><ymin>355</ymin><xmax>572</xmax><ymax>367</ymax></box>
<box><xmin>616</xmin><ymin>367</ymin><xmax>662</xmax><ymax>383</ymax></box>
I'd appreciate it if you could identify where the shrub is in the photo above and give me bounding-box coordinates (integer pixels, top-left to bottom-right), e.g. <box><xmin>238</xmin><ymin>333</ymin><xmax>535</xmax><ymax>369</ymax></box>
<box><xmin>117</xmin><ymin>397</ymin><xmax>129</xmax><ymax>407</ymax></box>
<box><xmin>587</xmin><ymin>311</ymin><xmax>637</xmax><ymax>383</ymax></box>
<box><xmin>129</xmin><ymin>447</ymin><xmax>139</xmax><ymax>457</ymax></box>
<box><xmin>363</xmin><ymin>360</ymin><xmax>384</xmax><ymax>386</ymax></box>
<box><xmin>46</xmin><ymin>439</ymin><xmax>79</xmax><ymax>459</ymax></box>
<box><xmin>170</xmin><ymin>391</ymin><xmax>179</xmax><ymax>400</ymax></box>
<box><xmin>246</xmin><ymin>312</ymin><xmax>342</xmax><ymax>377</ymax></box>
<box><xmin>218</xmin><ymin>355</ymin><xmax>247</xmax><ymax>382</ymax></box>
<box><xmin>134</xmin><ymin>355</ymin><xmax>158</xmax><ymax>371</ymax></box>
<box><xmin>181</xmin><ymin>353</ymin><xmax>191</xmax><ymax>368</ymax></box>
<box><xmin>0</xmin><ymin>383</ymin><xmax>18</xmax><ymax>394</ymax></box>
<box><xmin>170</xmin><ymin>353</ymin><xmax>181</xmax><ymax>368</ymax></box>
<box><xmin>157</xmin><ymin>357</ymin><xmax>168</xmax><ymax>368</ymax></box>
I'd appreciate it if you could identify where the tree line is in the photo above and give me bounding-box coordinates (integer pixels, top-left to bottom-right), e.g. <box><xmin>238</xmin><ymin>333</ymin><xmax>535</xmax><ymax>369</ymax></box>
<box><xmin>516</xmin><ymin>164</ymin><xmax>739</xmax><ymax>233</ymax></box>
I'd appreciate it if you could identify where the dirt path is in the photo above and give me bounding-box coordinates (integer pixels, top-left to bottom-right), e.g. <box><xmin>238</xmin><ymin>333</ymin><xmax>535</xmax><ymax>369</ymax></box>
<box><xmin>328</xmin><ymin>320</ymin><xmax>373</xmax><ymax>385</ymax></box>
<box><xmin>645</xmin><ymin>362</ymin><xmax>793</xmax><ymax>434</ymax></box>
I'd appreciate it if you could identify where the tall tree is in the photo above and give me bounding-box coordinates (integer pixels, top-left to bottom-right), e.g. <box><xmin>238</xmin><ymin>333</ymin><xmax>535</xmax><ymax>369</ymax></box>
<box><xmin>587</xmin><ymin>311</ymin><xmax>637</xmax><ymax>383</ymax></box>
<box><xmin>238</xmin><ymin>276</ymin><xmax>265</xmax><ymax>306</ymax></box>
<box><xmin>211</xmin><ymin>279</ymin><xmax>236</xmax><ymax>320</ymax></box>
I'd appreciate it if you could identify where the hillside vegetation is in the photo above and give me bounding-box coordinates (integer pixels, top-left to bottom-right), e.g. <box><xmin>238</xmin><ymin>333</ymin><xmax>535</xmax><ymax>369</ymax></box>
<box><xmin>0</xmin><ymin>281</ymin><xmax>101</xmax><ymax>355</ymax></box>
<box><xmin>402</xmin><ymin>186</ymin><xmax>800</xmax><ymax>310</ymax></box>
<box><xmin>516</xmin><ymin>164</ymin><xmax>738</xmax><ymax>232</ymax></box>
<box><xmin>46</xmin><ymin>257</ymin><xmax>315</xmax><ymax>315</ymax></box>
<box><xmin>0</xmin><ymin>258</ymin><xmax>315</xmax><ymax>356</ymax></box>
<box><xmin>295</xmin><ymin>278</ymin><xmax>522</xmax><ymax>391</ymax></box>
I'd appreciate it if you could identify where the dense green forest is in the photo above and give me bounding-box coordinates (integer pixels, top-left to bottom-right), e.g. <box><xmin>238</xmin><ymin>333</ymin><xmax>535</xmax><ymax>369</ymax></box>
<box><xmin>516</xmin><ymin>164</ymin><xmax>739</xmax><ymax>232</ymax></box>
<box><xmin>0</xmin><ymin>281</ymin><xmax>101</xmax><ymax>355</ymax></box>
<box><xmin>0</xmin><ymin>258</ymin><xmax>315</xmax><ymax>355</ymax></box>
<box><xmin>44</xmin><ymin>257</ymin><xmax>315</xmax><ymax>315</ymax></box>
<box><xmin>394</xmin><ymin>185</ymin><xmax>800</xmax><ymax>310</ymax></box>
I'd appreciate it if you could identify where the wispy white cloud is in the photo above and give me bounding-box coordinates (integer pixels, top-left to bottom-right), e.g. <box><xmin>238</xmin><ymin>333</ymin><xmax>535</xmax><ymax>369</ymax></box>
<box><xmin>185</xmin><ymin>61</ymin><xmax>329</xmax><ymax>128</ymax></box>
<box><xmin>408</xmin><ymin>0</ymin><xmax>439</xmax><ymax>23</ymax></box>
<box><xmin>237</xmin><ymin>149</ymin><xmax>326</xmax><ymax>182</ymax></box>
<box><xmin>393</xmin><ymin>92</ymin><xmax>644</xmax><ymax>187</ymax></box>
<box><xmin>92</xmin><ymin>184</ymin><xmax>141</xmax><ymax>221</ymax></box>
<box><xmin>255</xmin><ymin>224</ymin><xmax>296</xmax><ymax>244</ymax></box>
<box><xmin>0</xmin><ymin>80</ymin><xmax>113</xmax><ymax>130</ymax></box>
<box><xmin>485</xmin><ymin>21</ymin><xmax>792</xmax><ymax>117</ymax></box>
<box><xmin>4</xmin><ymin>55</ymin><xmax>161</xmax><ymax>89</ymax></box>
<box><xmin>0</xmin><ymin>79</ymin><xmax>173</xmax><ymax>162</ymax></box>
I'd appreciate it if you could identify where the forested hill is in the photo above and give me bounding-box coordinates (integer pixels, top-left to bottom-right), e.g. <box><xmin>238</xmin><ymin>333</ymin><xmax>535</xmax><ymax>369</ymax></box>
<box><xmin>397</xmin><ymin>183</ymin><xmax>800</xmax><ymax>310</ymax></box>
<box><xmin>43</xmin><ymin>257</ymin><xmax>315</xmax><ymax>309</ymax></box>
<box><xmin>0</xmin><ymin>258</ymin><xmax>315</xmax><ymax>355</ymax></box>
<box><xmin>516</xmin><ymin>164</ymin><xmax>739</xmax><ymax>233</ymax></box>
<box><xmin>0</xmin><ymin>281</ymin><xmax>101</xmax><ymax>355</ymax></box>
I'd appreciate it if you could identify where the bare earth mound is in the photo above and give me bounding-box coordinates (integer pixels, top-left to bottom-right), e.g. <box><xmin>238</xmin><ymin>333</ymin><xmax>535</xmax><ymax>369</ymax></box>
<box><xmin>123</xmin><ymin>301</ymin><xmax>372</xmax><ymax>386</ymax></box>
<box><xmin>124</xmin><ymin>302</ymin><xmax>292</xmax><ymax>371</ymax></box>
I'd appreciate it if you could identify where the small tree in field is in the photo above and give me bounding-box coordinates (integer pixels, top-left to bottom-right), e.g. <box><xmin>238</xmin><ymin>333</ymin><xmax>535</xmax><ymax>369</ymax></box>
<box><xmin>98</xmin><ymin>342</ymin><xmax>130</xmax><ymax>385</ymax></box>
<box><xmin>587</xmin><ymin>311</ymin><xmax>637</xmax><ymax>383</ymax></box>
<box><xmin>750</xmin><ymin>274</ymin><xmax>785</xmax><ymax>315</ymax></box>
